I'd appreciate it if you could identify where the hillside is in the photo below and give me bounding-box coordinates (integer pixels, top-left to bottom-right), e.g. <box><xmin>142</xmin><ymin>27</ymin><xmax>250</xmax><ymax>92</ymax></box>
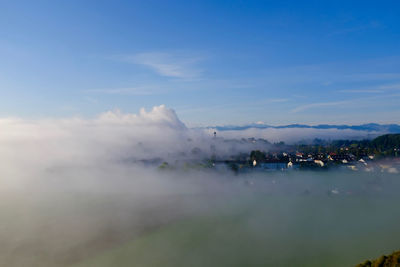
<box><xmin>371</xmin><ymin>134</ymin><xmax>400</xmax><ymax>151</ymax></box>
<box><xmin>356</xmin><ymin>250</ymin><xmax>400</xmax><ymax>267</ymax></box>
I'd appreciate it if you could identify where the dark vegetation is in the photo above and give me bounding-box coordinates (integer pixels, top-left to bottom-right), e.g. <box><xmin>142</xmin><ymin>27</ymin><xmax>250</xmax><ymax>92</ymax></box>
<box><xmin>252</xmin><ymin>134</ymin><xmax>400</xmax><ymax>162</ymax></box>
<box><xmin>294</xmin><ymin>134</ymin><xmax>400</xmax><ymax>158</ymax></box>
<box><xmin>158</xmin><ymin>134</ymin><xmax>400</xmax><ymax>171</ymax></box>
<box><xmin>356</xmin><ymin>250</ymin><xmax>400</xmax><ymax>267</ymax></box>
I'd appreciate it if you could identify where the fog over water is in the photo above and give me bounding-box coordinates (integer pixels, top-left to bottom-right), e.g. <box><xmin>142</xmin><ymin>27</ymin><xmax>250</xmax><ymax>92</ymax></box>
<box><xmin>1</xmin><ymin>105</ymin><xmax>399</xmax><ymax>267</ymax></box>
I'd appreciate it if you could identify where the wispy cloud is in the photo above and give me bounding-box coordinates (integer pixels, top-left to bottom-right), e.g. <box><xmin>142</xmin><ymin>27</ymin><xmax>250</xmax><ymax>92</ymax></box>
<box><xmin>85</xmin><ymin>97</ymin><xmax>99</xmax><ymax>104</ymax></box>
<box><xmin>342</xmin><ymin>73</ymin><xmax>400</xmax><ymax>82</ymax></box>
<box><xmin>379</xmin><ymin>83</ymin><xmax>400</xmax><ymax>90</ymax></box>
<box><xmin>292</xmin><ymin>100</ymin><xmax>349</xmax><ymax>113</ymax></box>
<box><xmin>338</xmin><ymin>89</ymin><xmax>384</xmax><ymax>93</ymax></box>
<box><xmin>116</xmin><ymin>52</ymin><xmax>203</xmax><ymax>79</ymax></box>
<box><xmin>292</xmin><ymin>92</ymin><xmax>400</xmax><ymax>114</ymax></box>
<box><xmin>338</xmin><ymin>82</ymin><xmax>400</xmax><ymax>94</ymax></box>
<box><xmin>328</xmin><ymin>20</ymin><xmax>381</xmax><ymax>36</ymax></box>
<box><xmin>268</xmin><ymin>98</ymin><xmax>289</xmax><ymax>103</ymax></box>
<box><xmin>86</xmin><ymin>87</ymin><xmax>157</xmax><ymax>95</ymax></box>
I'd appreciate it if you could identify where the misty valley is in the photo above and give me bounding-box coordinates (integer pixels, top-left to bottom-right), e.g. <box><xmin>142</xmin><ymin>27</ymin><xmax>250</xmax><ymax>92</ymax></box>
<box><xmin>2</xmin><ymin>160</ymin><xmax>400</xmax><ymax>266</ymax></box>
<box><xmin>2</xmin><ymin>168</ymin><xmax>400</xmax><ymax>267</ymax></box>
<box><xmin>1</xmin><ymin>106</ymin><xmax>400</xmax><ymax>267</ymax></box>
<box><xmin>3</xmin><ymin>1</ymin><xmax>400</xmax><ymax>266</ymax></box>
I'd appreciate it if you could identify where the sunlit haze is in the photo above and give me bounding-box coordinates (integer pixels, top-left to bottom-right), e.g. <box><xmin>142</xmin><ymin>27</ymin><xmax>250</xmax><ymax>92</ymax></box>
<box><xmin>1</xmin><ymin>1</ymin><xmax>400</xmax><ymax>267</ymax></box>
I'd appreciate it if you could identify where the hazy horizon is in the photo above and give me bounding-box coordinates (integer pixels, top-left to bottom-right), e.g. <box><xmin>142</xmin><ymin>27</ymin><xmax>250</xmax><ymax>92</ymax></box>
<box><xmin>1</xmin><ymin>1</ymin><xmax>400</xmax><ymax>266</ymax></box>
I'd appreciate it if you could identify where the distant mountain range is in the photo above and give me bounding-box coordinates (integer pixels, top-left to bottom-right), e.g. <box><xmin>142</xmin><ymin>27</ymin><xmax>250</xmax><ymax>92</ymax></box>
<box><xmin>208</xmin><ymin>123</ymin><xmax>400</xmax><ymax>133</ymax></box>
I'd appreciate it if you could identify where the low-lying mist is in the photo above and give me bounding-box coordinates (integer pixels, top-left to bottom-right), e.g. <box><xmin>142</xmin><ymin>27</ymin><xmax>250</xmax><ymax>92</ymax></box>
<box><xmin>2</xmin><ymin>166</ymin><xmax>400</xmax><ymax>267</ymax></box>
<box><xmin>1</xmin><ymin>105</ymin><xmax>399</xmax><ymax>267</ymax></box>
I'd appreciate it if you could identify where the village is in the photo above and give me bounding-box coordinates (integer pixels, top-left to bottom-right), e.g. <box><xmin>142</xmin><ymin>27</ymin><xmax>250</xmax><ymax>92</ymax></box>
<box><xmin>156</xmin><ymin>133</ymin><xmax>400</xmax><ymax>174</ymax></box>
<box><xmin>217</xmin><ymin>149</ymin><xmax>400</xmax><ymax>174</ymax></box>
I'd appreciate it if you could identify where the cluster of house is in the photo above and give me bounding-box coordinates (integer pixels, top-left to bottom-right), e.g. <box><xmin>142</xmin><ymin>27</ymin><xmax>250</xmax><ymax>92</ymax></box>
<box><xmin>250</xmin><ymin>152</ymin><xmax>399</xmax><ymax>173</ymax></box>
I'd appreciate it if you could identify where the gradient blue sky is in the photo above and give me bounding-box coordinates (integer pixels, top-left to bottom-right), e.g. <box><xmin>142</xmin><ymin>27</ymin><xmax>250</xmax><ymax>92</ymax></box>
<box><xmin>1</xmin><ymin>0</ymin><xmax>400</xmax><ymax>126</ymax></box>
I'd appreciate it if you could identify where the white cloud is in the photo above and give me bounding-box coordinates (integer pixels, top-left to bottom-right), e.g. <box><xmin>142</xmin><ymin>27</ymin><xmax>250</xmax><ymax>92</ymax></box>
<box><xmin>97</xmin><ymin>105</ymin><xmax>186</xmax><ymax>130</ymax></box>
<box><xmin>121</xmin><ymin>52</ymin><xmax>203</xmax><ymax>79</ymax></box>
<box><xmin>0</xmin><ymin>104</ymin><xmax>386</xmax><ymax>171</ymax></box>
<box><xmin>0</xmin><ymin>105</ymin><xmax>189</xmax><ymax>178</ymax></box>
<box><xmin>0</xmin><ymin>105</ymin><xmax>396</xmax><ymax>267</ymax></box>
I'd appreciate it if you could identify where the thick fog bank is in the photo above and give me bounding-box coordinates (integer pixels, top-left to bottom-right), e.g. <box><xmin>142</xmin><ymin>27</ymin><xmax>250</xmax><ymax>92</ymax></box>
<box><xmin>1</xmin><ymin>105</ymin><xmax>399</xmax><ymax>267</ymax></box>
<box><xmin>1</xmin><ymin>166</ymin><xmax>400</xmax><ymax>267</ymax></box>
<box><xmin>0</xmin><ymin>105</ymin><xmax>386</xmax><ymax>170</ymax></box>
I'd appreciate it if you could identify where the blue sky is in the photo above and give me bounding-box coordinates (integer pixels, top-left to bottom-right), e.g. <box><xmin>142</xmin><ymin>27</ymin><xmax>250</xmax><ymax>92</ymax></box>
<box><xmin>1</xmin><ymin>0</ymin><xmax>400</xmax><ymax>126</ymax></box>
